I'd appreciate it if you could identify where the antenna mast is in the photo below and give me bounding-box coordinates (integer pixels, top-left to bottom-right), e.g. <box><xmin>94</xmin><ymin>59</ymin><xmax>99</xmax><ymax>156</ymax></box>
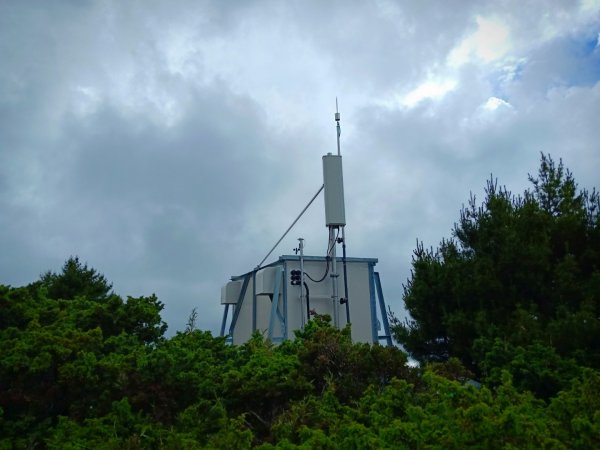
<box><xmin>335</xmin><ymin>99</ymin><xmax>351</xmax><ymax>324</ymax></box>
<box><xmin>321</xmin><ymin>99</ymin><xmax>351</xmax><ymax>328</ymax></box>
<box><xmin>335</xmin><ymin>97</ymin><xmax>341</xmax><ymax>156</ymax></box>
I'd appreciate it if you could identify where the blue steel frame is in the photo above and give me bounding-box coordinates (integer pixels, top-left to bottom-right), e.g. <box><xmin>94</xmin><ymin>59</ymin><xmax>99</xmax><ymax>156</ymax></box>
<box><xmin>267</xmin><ymin>266</ymin><xmax>286</xmax><ymax>341</ymax></box>
<box><xmin>219</xmin><ymin>304</ymin><xmax>229</xmax><ymax>337</ymax></box>
<box><xmin>220</xmin><ymin>263</ymin><xmax>289</xmax><ymax>343</ymax></box>
<box><xmin>367</xmin><ymin>263</ymin><xmax>378</xmax><ymax>342</ymax></box>
<box><xmin>226</xmin><ymin>273</ymin><xmax>251</xmax><ymax>339</ymax></box>
<box><xmin>367</xmin><ymin>263</ymin><xmax>392</xmax><ymax>346</ymax></box>
<box><xmin>252</xmin><ymin>270</ymin><xmax>257</xmax><ymax>333</ymax></box>
<box><xmin>374</xmin><ymin>271</ymin><xmax>393</xmax><ymax>346</ymax></box>
<box><xmin>221</xmin><ymin>255</ymin><xmax>391</xmax><ymax>346</ymax></box>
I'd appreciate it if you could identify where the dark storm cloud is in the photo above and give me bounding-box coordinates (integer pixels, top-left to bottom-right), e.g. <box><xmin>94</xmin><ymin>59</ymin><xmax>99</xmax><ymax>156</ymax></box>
<box><xmin>1</xmin><ymin>0</ymin><xmax>599</xmax><ymax>334</ymax></box>
<box><xmin>2</xmin><ymin>84</ymin><xmax>289</xmax><ymax>329</ymax></box>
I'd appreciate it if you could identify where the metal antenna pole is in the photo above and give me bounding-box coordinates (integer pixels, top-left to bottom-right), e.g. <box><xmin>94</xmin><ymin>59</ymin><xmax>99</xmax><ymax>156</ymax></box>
<box><xmin>298</xmin><ymin>237</ymin><xmax>306</xmax><ymax>327</ymax></box>
<box><xmin>335</xmin><ymin>97</ymin><xmax>341</xmax><ymax>156</ymax></box>
<box><xmin>334</xmin><ymin>98</ymin><xmax>350</xmax><ymax>325</ymax></box>
<box><xmin>341</xmin><ymin>227</ymin><xmax>350</xmax><ymax>323</ymax></box>
<box><xmin>329</xmin><ymin>226</ymin><xmax>339</xmax><ymax>328</ymax></box>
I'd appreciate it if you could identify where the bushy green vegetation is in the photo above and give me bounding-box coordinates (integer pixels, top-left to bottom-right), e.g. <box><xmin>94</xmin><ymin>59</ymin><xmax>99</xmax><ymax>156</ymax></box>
<box><xmin>392</xmin><ymin>154</ymin><xmax>600</xmax><ymax>399</ymax></box>
<box><xmin>1</xmin><ymin>155</ymin><xmax>598</xmax><ymax>448</ymax></box>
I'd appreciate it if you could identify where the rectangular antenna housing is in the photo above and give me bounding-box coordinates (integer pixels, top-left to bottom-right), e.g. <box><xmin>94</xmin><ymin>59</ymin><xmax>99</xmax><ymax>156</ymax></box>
<box><xmin>322</xmin><ymin>153</ymin><xmax>346</xmax><ymax>226</ymax></box>
<box><xmin>255</xmin><ymin>267</ymin><xmax>280</xmax><ymax>295</ymax></box>
<box><xmin>221</xmin><ymin>280</ymin><xmax>242</xmax><ymax>304</ymax></box>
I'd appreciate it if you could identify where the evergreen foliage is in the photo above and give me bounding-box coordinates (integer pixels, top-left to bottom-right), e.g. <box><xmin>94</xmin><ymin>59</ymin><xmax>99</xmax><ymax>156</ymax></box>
<box><xmin>40</xmin><ymin>256</ymin><xmax>113</xmax><ymax>302</ymax></box>
<box><xmin>391</xmin><ymin>153</ymin><xmax>600</xmax><ymax>397</ymax></box>
<box><xmin>1</xmin><ymin>154</ymin><xmax>598</xmax><ymax>448</ymax></box>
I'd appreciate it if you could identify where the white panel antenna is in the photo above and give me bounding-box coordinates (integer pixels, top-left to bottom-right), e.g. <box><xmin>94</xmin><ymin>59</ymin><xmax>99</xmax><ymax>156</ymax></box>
<box><xmin>322</xmin><ymin>153</ymin><xmax>346</xmax><ymax>227</ymax></box>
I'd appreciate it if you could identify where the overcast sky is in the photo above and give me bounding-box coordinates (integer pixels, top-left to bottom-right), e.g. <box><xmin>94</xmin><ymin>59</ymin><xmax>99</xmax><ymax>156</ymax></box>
<box><xmin>1</xmin><ymin>0</ymin><xmax>599</xmax><ymax>335</ymax></box>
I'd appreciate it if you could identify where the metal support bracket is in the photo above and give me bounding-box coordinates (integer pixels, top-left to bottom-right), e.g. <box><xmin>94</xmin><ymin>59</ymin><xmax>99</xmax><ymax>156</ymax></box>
<box><xmin>268</xmin><ymin>267</ymin><xmax>286</xmax><ymax>341</ymax></box>
<box><xmin>226</xmin><ymin>273</ymin><xmax>251</xmax><ymax>340</ymax></box>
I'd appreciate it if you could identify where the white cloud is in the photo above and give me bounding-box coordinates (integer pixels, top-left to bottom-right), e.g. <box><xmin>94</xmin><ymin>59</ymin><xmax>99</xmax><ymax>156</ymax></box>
<box><xmin>1</xmin><ymin>0</ymin><xmax>599</xmax><ymax>335</ymax></box>
<box><xmin>582</xmin><ymin>0</ymin><xmax>600</xmax><ymax>13</ymax></box>
<box><xmin>379</xmin><ymin>78</ymin><xmax>458</xmax><ymax>110</ymax></box>
<box><xmin>449</xmin><ymin>16</ymin><xmax>512</xmax><ymax>66</ymax></box>
<box><xmin>482</xmin><ymin>96</ymin><xmax>512</xmax><ymax>111</ymax></box>
<box><xmin>401</xmin><ymin>79</ymin><xmax>458</xmax><ymax>107</ymax></box>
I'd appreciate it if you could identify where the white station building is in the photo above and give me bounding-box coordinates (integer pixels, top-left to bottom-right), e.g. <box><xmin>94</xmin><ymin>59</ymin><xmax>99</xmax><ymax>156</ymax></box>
<box><xmin>220</xmin><ymin>254</ymin><xmax>391</xmax><ymax>345</ymax></box>
<box><xmin>219</xmin><ymin>110</ymin><xmax>392</xmax><ymax>346</ymax></box>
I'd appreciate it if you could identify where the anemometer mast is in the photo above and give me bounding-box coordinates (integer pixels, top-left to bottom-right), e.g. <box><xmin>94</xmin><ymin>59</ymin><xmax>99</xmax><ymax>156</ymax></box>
<box><xmin>321</xmin><ymin>99</ymin><xmax>350</xmax><ymax>326</ymax></box>
<box><xmin>219</xmin><ymin>100</ymin><xmax>393</xmax><ymax>346</ymax></box>
<box><xmin>322</xmin><ymin>99</ymin><xmax>346</xmax><ymax>227</ymax></box>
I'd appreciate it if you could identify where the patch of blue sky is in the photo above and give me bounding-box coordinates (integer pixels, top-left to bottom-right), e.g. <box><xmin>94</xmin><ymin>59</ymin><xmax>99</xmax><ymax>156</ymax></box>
<box><xmin>579</xmin><ymin>33</ymin><xmax>600</xmax><ymax>55</ymax></box>
<box><xmin>488</xmin><ymin>33</ymin><xmax>600</xmax><ymax>98</ymax></box>
<box><xmin>566</xmin><ymin>33</ymin><xmax>600</xmax><ymax>87</ymax></box>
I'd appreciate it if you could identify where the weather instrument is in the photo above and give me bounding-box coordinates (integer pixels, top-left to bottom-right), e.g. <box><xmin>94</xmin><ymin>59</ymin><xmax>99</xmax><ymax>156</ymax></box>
<box><xmin>218</xmin><ymin>101</ymin><xmax>392</xmax><ymax>346</ymax></box>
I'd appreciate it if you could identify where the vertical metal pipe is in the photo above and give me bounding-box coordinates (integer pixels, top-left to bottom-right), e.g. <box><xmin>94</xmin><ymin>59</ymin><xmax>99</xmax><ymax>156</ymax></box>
<box><xmin>283</xmin><ymin>261</ymin><xmax>289</xmax><ymax>339</ymax></box>
<box><xmin>333</xmin><ymin>100</ymin><xmax>342</xmax><ymax>328</ymax></box>
<box><xmin>335</xmin><ymin>98</ymin><xmax>341</xmax><ymax>156</ymax></box>
<box><xmin>299</xmin><ymin>238</ymin><xmax>305</xmax><ymax>326</ymax></box>
<box><xmin>330</xmin><ymin>226</ymin><xmax>339</xmax><ymax>328</ymax></box>
<box><xmin>341</xmin><ymin>226</ymin><xmax>350</xmax><ymax>324</ymax></box>
<box><xmin>282</xmin><ymin>267</ymin><xmax>288</xmax><ymax>340</ymax></box>
<box><xmin>303</xmin><ymin>281</ymin><xmax>310</xmax><ymax>322</ymax></box>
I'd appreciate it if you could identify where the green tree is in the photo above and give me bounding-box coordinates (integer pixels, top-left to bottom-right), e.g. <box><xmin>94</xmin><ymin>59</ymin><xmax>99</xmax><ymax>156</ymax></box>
<box><xmin>391</xmin><ymin>154</ymin><xmax>600</xmax><ymax>394</ymax></box>
<box><xmin>3</xmin><ymin>232</ymin><xmax>600</xmax><ymax>448</ymax></box>
<box><xmin>0</xmin><ymin>259</ymin><xmax>167</xmax><ymax>447</ymax></box>
<box><xmin>40</xmin><ymin>256</ymin><xmax>113</xmax><ymax>302</ymax></box>
<box><xmin>293</xmin><ymin>315</ymin><xmax>412</xmax><ymax>403</ymax></box>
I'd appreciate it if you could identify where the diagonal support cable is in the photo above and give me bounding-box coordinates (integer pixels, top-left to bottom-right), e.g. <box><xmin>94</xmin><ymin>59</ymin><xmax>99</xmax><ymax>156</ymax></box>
<box><xmin>256</xmin><ymin>184</ymin><xmax>324</xmax><ymax>269</ymax></box>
